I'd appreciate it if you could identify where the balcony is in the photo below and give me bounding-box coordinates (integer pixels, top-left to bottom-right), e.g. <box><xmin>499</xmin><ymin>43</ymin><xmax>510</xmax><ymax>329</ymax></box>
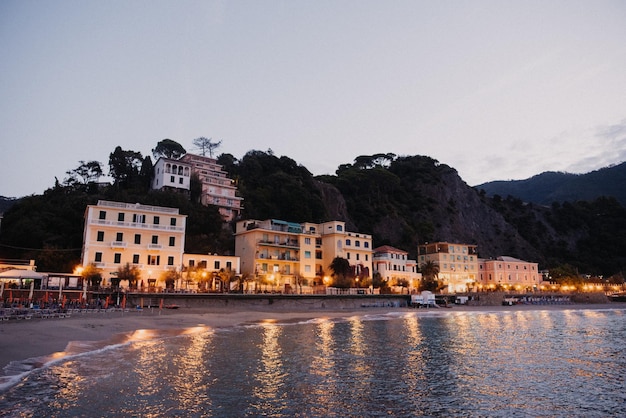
<box><xmin>148</xmin><ymin>244</ymin><xmax>162</xmax><ymax>249</ymax></box>
<box><xmin>110</xmin><ymin>241</ymin><xmax>127</xmax><ymax>248</ymax></box>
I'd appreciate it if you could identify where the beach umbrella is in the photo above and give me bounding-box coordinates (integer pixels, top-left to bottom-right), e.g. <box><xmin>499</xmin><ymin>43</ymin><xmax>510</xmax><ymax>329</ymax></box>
<box><xmin>121</xmin><ymin>294</ymin><xmax>126</xmax><ymax>309</ymax></box>
<box><xmin>82</xmin><ymin>285</ymin><xmax>87</xmax><ymax>304</ymax></box>
<box><xmin>58</xmin><ymin>279</ymin><xmax>63</xmax><ymax>300</ymax></box>
<box><xmin>8</xmin><ymin>289</ymin><xmax>13</xmax><ymax>303</ymax></box>
<box><xmin>28</xmin><ymin>281</ymin><xmax>34</xmax><ymax>301</ymax></box>
<box><xmin>0</xmin><ymin>281</ymin><xmax>4</xmax><ymax>298</ymax></box>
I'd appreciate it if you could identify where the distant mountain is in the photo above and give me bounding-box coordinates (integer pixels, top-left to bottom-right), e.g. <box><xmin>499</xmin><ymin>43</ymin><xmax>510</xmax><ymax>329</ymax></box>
<box><xmin>475</xmin><ymin>162</ymin><xmax>626</xmax><ymax>206</ymax></box>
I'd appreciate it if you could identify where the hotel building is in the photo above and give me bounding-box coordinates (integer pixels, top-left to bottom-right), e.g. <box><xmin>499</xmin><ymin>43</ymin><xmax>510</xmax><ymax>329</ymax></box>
<box><xmin>478</xmin><ymin>256</ymin><xmax>540</xmax><ymax>291</ymax></box>
<box><xmin>418</xmin><ymin>242</ymin><xmax>479</xmax><ymax>293</ymax></box>
<box><xmin>180</xmin><ymin>153</ymin><xmax>243</xmax><ymax>222</ymax></box>
<box><xmin>235</xmin><ymin>219</ymin><xmax>373</xmax><ymax>292</ymax></box>
<box><xmin>81</xmin><ymin>200</ymin><xmax>187</xmax><ymax>287</ymax></box>
<box><xmin>373</xmin><ymin>245</ymin><xmax>421</xmax><ymax>292</ymax></box>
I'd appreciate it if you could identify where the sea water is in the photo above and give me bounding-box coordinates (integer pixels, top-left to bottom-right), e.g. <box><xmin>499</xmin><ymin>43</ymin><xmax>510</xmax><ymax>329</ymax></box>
<box><xmin>1</xmin><ymin>308</ymin><xmax>625</xmax><ymax>417</ymax></box>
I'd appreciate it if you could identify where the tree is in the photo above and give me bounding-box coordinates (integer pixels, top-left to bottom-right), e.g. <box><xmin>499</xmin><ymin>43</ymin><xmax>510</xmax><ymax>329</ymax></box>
<box><xmin>152</xmin><ymin>139</ymin><xmax>186</xmax><ymax>160</ymax></box>
<box><xmin>108</xmin><ymin>146</ymin><xmax>143</xmax><ymax>186</ymax></box>
<box><xmin>193</xmin><ymin>137</ymin><xmax>222</xmax><ymax>157</ymax></box>
<box><xmin>161</xmin><ymin>268</ymin><xmax>180</xmax><ymax>290</ymax></box>
<box><xmin>419</xmin><ymin>261</ymin><xmax>440</xmax><ymax>292</ymax></box>
<box><xmin>115</xmin><ymin>263</ymin><xmax>141</xmax><ymax>288</ymax></box>
<box><xmin>65</xmin><ymin>160</ymin><xmax>103</xmax><ymax>186</ymax></box>
<box><xmin>329</xmin><ymin>257</ymin><xmax>353</xmax><ymax>288</ymax></box>
<box><xmin>81</xmin><ymin>263</ymin><xmax>103</xmax><ymax>288</ymax></box>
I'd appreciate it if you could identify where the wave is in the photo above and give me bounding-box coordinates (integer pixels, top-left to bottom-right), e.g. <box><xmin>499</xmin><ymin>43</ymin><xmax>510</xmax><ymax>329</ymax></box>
<box><xmin>0</xmin><ymin>325</ymin><xmax>212</xmax><ymax>394</ymax></box>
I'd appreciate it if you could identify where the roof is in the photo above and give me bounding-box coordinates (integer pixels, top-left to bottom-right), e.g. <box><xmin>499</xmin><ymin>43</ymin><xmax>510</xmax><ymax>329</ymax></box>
<box><xmin>373</xmin><ymin>245</ymin><xmax>408</xmax><ymax>254</ymax></box>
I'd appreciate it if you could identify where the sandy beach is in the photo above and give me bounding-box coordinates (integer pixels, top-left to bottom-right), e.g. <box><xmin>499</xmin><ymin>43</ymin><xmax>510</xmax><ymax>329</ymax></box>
<box><xmin>1</xmin><ymin>302</ymin><xmax>625</xmax><ymax>372</ymax></box>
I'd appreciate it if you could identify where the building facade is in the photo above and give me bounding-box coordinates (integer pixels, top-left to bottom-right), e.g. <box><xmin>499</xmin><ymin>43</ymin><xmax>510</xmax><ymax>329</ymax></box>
<box><xmin>81</xmin><ymin>200</ymin><xmax>187</xmax><ymax>288</ymax></box>
<box><xmin>180</xmin><ymin>153</ymin><xmax>243</xmax><ymax>221</ymax></box>
<box><xmin>477</xmin><ymin>256</ymin><xmax>540</xmax><ymax>291</ymax></box>
<box><xmin>181</xmin><ymin>253</ymin><xmax>241</xmax><ymax>292</ymax></box>
<box><xmin>418</xmin><ymin>242</ymin><xmax>478</xmax><ymax>293</ymax></box>
<box><xmin>234</xmin><ymin>219</ymin><xmax>373</xmax><ymax>292</ymax></box>
<box><xmin>373</xmin><ymin>245</ymin><xmax>421</xmax><ymax>292</ymax></box>
<box><xmin>152</xmin><ymin>157</ymin><xmax>191</xmax><ymax>193</ymax></box>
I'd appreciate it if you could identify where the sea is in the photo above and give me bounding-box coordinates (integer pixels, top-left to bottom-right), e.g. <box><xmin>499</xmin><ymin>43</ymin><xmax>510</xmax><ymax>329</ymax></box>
<box><xmin>1</xmin><ymin>307</ymin><xmax>625</xmax><ymax>417</ymax></box>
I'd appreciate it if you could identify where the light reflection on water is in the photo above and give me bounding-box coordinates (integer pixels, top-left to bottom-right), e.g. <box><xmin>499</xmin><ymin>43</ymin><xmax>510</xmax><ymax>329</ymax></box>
<box><xmin>1</xmin><ymin>308</ymin><xmax>626</xmax><ymax>417</ymax></box>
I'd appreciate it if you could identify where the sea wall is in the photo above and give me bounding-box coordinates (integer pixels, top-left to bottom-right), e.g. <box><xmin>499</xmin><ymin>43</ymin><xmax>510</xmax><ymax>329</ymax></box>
<box><xmin>127</xmin><ymin>293</ymin><xmax>410</xmax><ymax>311</ymax></box>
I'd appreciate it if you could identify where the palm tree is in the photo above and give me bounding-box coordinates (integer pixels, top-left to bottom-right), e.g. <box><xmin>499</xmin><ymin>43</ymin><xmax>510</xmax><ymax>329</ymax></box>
<box><xmin>419</xmin><ymin>260</ymin><xmax>440</xmax><ymax>292</ymax></box>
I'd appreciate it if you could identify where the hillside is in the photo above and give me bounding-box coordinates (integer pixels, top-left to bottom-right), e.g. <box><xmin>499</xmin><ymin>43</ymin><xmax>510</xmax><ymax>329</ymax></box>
<box><xmin>475</xmin><ymin>162</ymin><xmax>626</xmax><ymax>206</ymax></box>
<box><xmin>1</xmin><ymin>151</ymin><xmax>625</xmax><ymax>278</ymax></box>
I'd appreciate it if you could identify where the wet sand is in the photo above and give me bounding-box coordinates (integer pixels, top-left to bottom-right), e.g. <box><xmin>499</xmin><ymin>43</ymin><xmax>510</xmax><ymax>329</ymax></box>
<box><xmin>1</xmin><ymin>303</ymin><xmax>624</xmax><ymax>371</ymax></box>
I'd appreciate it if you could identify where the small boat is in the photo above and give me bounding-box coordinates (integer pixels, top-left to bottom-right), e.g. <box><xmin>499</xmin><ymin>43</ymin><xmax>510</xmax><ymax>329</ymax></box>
<box><xmin>164</xmin><ymin>304</ymin><xmax>180</xmax><ymax>309</ymax></box>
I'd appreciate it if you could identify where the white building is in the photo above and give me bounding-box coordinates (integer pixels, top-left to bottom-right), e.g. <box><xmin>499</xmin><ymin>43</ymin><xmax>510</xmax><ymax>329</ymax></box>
<box><xmin>152</xmin><ymin>157</ymin><xmax>191</xmax><ymax>193</ymax></box>
<box><xmin>180</xmin><ymin>153</ymin><xmax>243</xmax><ymax>221</ymax></box>
<box><xmin>81</xmin><ymin>200</ymin><xmax>187</xmax><ymax>288</ymax></box>
<box><xmin>373</xmin><ymin>245</ymin><xmax>421</xmax><ymax>292</ymax></box>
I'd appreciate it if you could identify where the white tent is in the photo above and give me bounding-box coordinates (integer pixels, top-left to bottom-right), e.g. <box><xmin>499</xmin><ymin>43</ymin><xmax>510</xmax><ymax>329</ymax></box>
<box><xmin>0</xmin><ymin>269</ymin><xmax>46</xmax><ymax>279</ymax></box>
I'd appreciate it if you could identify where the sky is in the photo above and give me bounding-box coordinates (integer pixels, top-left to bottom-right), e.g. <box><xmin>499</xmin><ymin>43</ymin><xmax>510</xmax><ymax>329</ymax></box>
<box><xmin>1</xmin><ymin>0</ymin><xmax>626</xmax><ymax>198</ymax></box>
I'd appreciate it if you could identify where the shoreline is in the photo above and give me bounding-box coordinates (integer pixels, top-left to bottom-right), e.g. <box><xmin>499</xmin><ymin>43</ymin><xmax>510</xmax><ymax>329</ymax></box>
<box><xmin>1</xmin><ymin>302</ymin><xmax>625</xmax><ymax>372</ymax></box>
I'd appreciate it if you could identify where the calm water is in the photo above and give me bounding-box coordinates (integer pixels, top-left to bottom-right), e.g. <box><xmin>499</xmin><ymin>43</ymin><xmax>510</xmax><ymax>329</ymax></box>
<box><xmin>1</xmin><ymin>308</ymin><xmax>625</xmax><ymax>417</ymax></box>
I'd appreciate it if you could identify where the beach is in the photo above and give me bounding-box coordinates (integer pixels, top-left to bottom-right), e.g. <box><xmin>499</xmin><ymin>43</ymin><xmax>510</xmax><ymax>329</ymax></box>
<box><xmin>1</xmin><ymin>302</ymin><xmax>624</xmax><ymax>372</ymax></box>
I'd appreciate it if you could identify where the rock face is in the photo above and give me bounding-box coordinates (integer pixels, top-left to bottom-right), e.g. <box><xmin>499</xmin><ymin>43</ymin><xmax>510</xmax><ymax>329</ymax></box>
<box><xmin>314</xmin><ymin>159</ymin><xmax>541</xmax><ymax>261</ymax></box>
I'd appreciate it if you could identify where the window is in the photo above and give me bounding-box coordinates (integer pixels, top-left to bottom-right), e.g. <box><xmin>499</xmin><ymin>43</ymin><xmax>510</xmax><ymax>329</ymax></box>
<box><xmin>304</xmin><ymin>237</ymin><xmax>311</xmax><ymax>245</ymax></box>
<box><xmin>132</xmin><ymin>254</ymin><xmax>140</xmax><ymax>264</ymax></box>
<box><xmin>118</xmin><ymin>213</ymin><xmax>125</xmax><ymax>222</ymax></box>
<box><xmin>170</xmin><ymin>218</ymin><xmax>177</xmax><ymax>226</ymax></box>
<box><xmin>365</xmin><ymin>254</ymin><xmax>369</xmax><ymax>261</ymax></box>
<box><xmin>154</xmin><ymin>216</ymin><xmax>160</xmax><ymax>225</ymax></box>
<box><xmin>214</xmin><ymin>261</ymin><xmax>220</xmax><ymax>269</ymax></box>
<box><xmin>305</xmin><ymin>251</ymin><xmax>311</xmax><ymax>259</ymax></box>
<box><xmin>168</xmin><ymin>256</ymin><xmax>175</xmax><ymax>266</ymax></box>
<box><xmin>116</xmin><ymin>232</ymin><xmax>123</xmax><ymax>242</ymax></box>
<box><xmin>356</xmin><ymin>253</ymin><xmax>360</xmax><ymax>261</ymax></box>
<box><xmin>336</xmin><ymin>225</ymin><xmax>343</xmax><ymax>231</ymax></box>
<box><xmin>189</xmin><ymin>260</ymin><xmax>195</xmax><ymax>267</ymax></box>
<box><xmin>364</xmin><ymin>242</ymin><xmax>369</xmax><ymax>248</ymax></box>
<box><xmin>179</xmin><ymin>177</ymin><xmax>183</xmax><ymax>184</ymax></box>
<box><xmin>133</xmin><ymin>214</ymin><xmax>145</xmax><ymax>223</ymax></box>
<box><xmin>114</xmin><ymin>253</ymin><xmax>121</xmax><ymax>264</ymax></box>
<box><xmin>169</xmin><ymin>237</ymin><xmax>175</xmax><ymax>247</ymax></box>
<box><xmin>355</xmin><ymin>241</ymin><xmax>360</xmax><ymax>247</ymax></box>
<box><xmin>97</xmin><ymin>231</ymin><xmax>104</xmax><ymax>242</ymax></box>
<box><xmin>95</xmin><ymin>252</ymin><xmax>102</xmax><ymax>262</ymax></box>
<box><xmin>99</xmin><ymin>210</ymin><xmax>106</xmax><ymax>220</ymax></box>
<box><xmin>170</xmin><ymin>175</ymin><xmax>175</xmax><ymax>183</ymax></box>
<box><xmin>148</xmin><ymin>255</ymin><xmax>160</xmax><ymax>265</ymax></box>
<box><xmin>152</xmin><ymin>235</ymin><xmax>158</xmax><ymax>244</ymax></box>
<box><xmin>346</xmin><ymin>239</ymin><xmax>351</xmax><ymax>246</ymax></box>
<box><xmin>226</xmin><ymin>261</ymin><xmax>232</xmax><ymax>270</ymax></box>
<box><xmin>305</xmin><ymin>265</ymin><xmax>311</xmax><ymax>273</ymax></box>
<box><xmin>347</xmin><ymin>253</ymin><xmax>350</xmax><ymax>260</ymax></box>
<box><xmin>134</xmin><ymin>234</ymin><xmax>141</xmax><ymax>244</ymax></box>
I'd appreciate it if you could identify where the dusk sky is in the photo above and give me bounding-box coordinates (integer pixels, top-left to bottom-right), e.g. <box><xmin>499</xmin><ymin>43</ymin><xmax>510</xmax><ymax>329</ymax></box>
<box><xmin>1</xmin><ymin>0</ymin><xmax>625</xmax><ymax>198</ymax></box>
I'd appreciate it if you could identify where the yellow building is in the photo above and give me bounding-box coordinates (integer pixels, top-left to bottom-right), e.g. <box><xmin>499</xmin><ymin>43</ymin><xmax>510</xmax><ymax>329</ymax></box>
<box><xmin>181</xmin><ymin>253</ymin><xmax>241</xmax><ymax>292</ymax></box>
<box><xmin>478</xmin><ymin>256</ymin><xmax>540</xmax><ymax>291</ymax></box>
<box><xmin>235</xmin><ymin>219</ymin><xmax>372</xmax><ymax>292</ymax></box>
<box><xmin>418</xmin><ymin>242</ymin><xmax>478</xmax><ymax>293</ymax></box>
<box><xmin>81</xmin><ymin>200</ymin><xmax>187</xmax><ymax>288</ymax></box>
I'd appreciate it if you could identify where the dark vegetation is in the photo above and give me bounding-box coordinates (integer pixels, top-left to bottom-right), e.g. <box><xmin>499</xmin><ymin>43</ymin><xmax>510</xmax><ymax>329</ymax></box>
<box><xmin>1</xmin><ymin>145</ymin><xmax>624</xmax><ymax>281</ymax></box>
